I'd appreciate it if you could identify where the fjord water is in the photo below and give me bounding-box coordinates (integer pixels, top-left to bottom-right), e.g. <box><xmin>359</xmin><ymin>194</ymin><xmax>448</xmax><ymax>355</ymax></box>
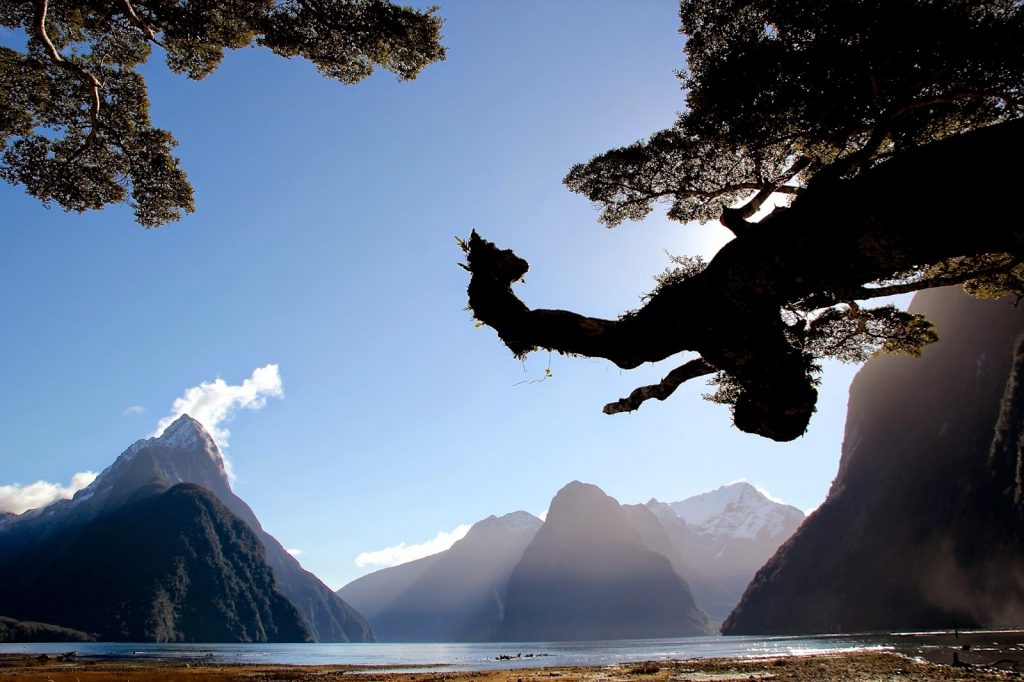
<box><xmin>0</xmin><ymin>635</ymin><xmax>893</xmax><ymax>670</ymax></box>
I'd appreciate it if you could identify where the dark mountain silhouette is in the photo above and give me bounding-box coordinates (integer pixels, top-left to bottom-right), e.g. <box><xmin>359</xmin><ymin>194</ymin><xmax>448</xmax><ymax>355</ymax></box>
<box><xmin>339</xmin><ymin>512</ymin><xmax>542</xmax><ymax>641</ymax></box>
<box><xmin>497</xmin><ymin>481</ymin><xmax>710</xmax><ymax>641</ymax></box>
<box><xmin>0</xmin><ymin>616</ymin><xmax>93</xmax><ymax>643</ymax></box>
<box><xmin>0</xmin><ymin>483</ymin><xmax>309</xmax><ymax>642</ymax></box>
<box><xmin>724</xmin><ymin>287</ymin><xmax>1024</xmax><ymax>635</ymax></box>
<box><xmin>0</xmin><ymin>415</ymin><xmax>372</xmax><ymax>642</ymax></box>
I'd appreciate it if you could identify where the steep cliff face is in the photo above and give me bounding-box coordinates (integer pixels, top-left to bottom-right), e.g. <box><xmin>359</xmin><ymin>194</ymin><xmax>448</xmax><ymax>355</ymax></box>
<box><xmin>0</xmin><ymin>416</ymin><xmax>373</xmax><ymax>643</ymax></box>
<box><xmin>724</xmin><ymin>288</ymin><xmax>1024</xmax><ymax>635</ymax></box>
<box><xmin>0</xmin><ymin>484</ymin><xmax>310</xmax><ymax>642</ymax></box>
<box><xmin>497</xmin><ymin>482</ymin><xmax>709</xmax><ymax>641</ymax></box>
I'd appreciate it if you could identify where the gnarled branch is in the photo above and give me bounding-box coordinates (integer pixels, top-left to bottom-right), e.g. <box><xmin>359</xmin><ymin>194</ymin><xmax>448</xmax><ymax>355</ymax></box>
<box><xmin>720</xmin><ymin>156</ymin><xmax>811</xmax><ymax>237</ymax></box>
<box><xmin>799</xmin><ymin>255</ymin><xmax>1024</xmax><ymax>310</ymax></box>
<box><xmin>465</xmin><ymin>118</ymin><xmax>1024</xmax><ymax>441</ymax></box>
<box><xmin>603</xmin><ymin>358</ymin><xmax>715</xmax><ymax>415</ymax></box>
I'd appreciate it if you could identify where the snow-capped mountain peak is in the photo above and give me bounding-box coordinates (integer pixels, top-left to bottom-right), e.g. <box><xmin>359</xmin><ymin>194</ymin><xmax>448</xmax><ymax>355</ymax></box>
<box><xmin>670</xmin><ymin>482</ymin><xmax>804</xmax><ymax>542</ymax></box>
<box><xmin>58</xmin><ymin>414</ymin><xmax>231</xmax><ymax>521</ymax></box>
<box><xmin>158</xmin><ymin>413</ymin><xmax>213</xmax><ymax>449</ymax></box>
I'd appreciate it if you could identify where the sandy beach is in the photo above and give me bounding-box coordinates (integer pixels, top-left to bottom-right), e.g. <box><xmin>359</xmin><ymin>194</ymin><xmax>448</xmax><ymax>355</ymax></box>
<box><xmin>1</xmin><ymin>650</ymin><xmax>1020</xmax><ymax>682</ymax></box>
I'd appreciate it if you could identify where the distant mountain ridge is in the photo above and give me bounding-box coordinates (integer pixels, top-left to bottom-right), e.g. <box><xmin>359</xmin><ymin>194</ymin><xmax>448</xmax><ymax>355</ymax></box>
<box><xmin>497</xmin><ymin>481</ymin><xmax>710</xmax><ymax>641</ymax></box>
<box><xmin>664</xmin><ymin>482</ymin><xmax>805</xmax><ymax>621</ymax></box>
<box><xmin>340</xmin><ymin>511</ymin><xmax>542</xmax><ymax>641</ymax></box>
<box><xmin>343</xmin><ymin>480</ymin><xmax>801</xmax><ymax>641</ymax></box>
<box><xmin>0</xmin><ymin>415</ymin><xmax>373</xmax><ymax>643</ymax></box>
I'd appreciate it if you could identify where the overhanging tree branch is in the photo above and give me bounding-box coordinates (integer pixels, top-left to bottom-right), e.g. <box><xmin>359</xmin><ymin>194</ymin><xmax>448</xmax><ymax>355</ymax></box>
<box><xmin>720</xmin><ymin>156</ymin><xmax>811</xmax><ymax>236</ymax></box>
<box><xmin>799</xmin><ymin>255</ymin><xmax>1024</xmax><ymax>310</ymax></box>
<box><xmin>465</xmin><ymin>118</ymin><xmax>1024</xmax><ymax>441</ymax></box>
<box><xmin>603</xmin><ymin>358</ymin><xmax>715</xmax><ymax>415</ymax></box>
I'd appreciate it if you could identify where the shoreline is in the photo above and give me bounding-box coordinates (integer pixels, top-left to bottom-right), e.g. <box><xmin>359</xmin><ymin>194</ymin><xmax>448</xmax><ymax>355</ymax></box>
<box><xmin>1</xmin><ymin>650</ymin><xmax>1021</xmax><ymax>681</ymax></box>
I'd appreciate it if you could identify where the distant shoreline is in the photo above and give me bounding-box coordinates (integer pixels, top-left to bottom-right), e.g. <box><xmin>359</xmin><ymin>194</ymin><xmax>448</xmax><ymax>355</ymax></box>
<box><xmin>0</xmin><ymin>650</ymin><xmax>1018</xmax><ymax>681</ymax></box>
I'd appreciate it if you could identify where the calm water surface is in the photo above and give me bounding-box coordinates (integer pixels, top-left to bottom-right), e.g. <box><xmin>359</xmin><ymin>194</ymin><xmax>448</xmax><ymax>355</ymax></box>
<box><xmin>0</xmin><ymin>635</ymin><xmax>894</xmax><ymax>671</ymax></box>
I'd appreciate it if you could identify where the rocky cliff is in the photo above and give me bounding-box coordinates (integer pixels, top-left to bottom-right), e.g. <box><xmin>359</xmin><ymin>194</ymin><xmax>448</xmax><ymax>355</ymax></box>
<box><xmin>724</xmin><ymin>288</ymin><xmax>1024</xmax><ymax>634</ymax></box>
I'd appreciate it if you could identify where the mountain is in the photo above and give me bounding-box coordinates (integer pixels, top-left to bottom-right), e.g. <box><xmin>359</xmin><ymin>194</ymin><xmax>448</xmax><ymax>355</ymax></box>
<box><xmin>621</xmin><ymin>500</ymin><xmax>738</xmax><ymax>624</ymax></box>
<box><xmin>339</xmin><ymin>511</ymin><xmax>542</xmax><ymax>641</ymax></box>
<box><xmin>723</xmin><ymin>287</ymin><xmax>1024</xmax><ymax>635</ymax></box>
<box><xmin>667</xmin><ymin>482</ymin><xmax>804</xmax><ymax>618</ymax></box>
<box><xmin>0</xmin><ymin>616</ymin><xmax>93</xmax><ymax>643</ymax></box>
<box><xmin>0</xmin><ymin>483</ymin><xmax>310</xmax><ymax>642</ymax></box>
<box><xmin>497</xmin><ymin>481</ymin><xmax>710</xmax><ymax>641</ymax></box>
<box><xmin>0</xmin><ymin>415</ymin><xmax>373</xmax><ymax>643</ymax></box>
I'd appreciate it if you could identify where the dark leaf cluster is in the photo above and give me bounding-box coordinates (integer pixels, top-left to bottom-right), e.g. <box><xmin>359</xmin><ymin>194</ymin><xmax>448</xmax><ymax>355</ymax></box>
<box><xmin>566</xmin><ymin>0</ymin><xmax>1023</xmax><ymax>233</ymax></box>
<box><xmin>465</xmin><ymin>1</ymin><xmax>1024</xmax><ymax>440</ymax></box>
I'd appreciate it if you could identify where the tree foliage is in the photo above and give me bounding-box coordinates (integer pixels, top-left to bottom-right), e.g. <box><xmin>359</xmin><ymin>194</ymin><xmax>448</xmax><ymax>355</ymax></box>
<box><xmin>464</xmin><ymin>0</ymin><xmax>1024</xmax><ymax>441</ymax></box>
<box><xmin>0</xmin><ymin>0</ymin><xmax>445</xmax><ymax>226</ymax></box>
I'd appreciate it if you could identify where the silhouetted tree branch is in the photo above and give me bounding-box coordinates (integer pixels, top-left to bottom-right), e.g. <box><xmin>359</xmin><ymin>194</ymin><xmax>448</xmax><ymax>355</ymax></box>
<box><xmin>465</xmin><ymin>119</ymin><xmax>1024</xmax><ymax>441</ymax></box>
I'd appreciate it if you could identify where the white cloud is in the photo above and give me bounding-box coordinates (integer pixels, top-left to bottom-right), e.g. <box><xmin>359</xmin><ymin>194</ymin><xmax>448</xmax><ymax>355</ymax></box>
<box><xmin>152</xmin><ymin>364</ymin><xmax>284</xmax><ymax>452</ymax></box>
<box><xmin>355</xmin><ymin>524</ymin><xmax>472</xmax><ymax>568</ymax></box>
<box><xmin>286</xmin><ymin>548</ymin><xmax>303</xmax><ymax>557</ymax></box>
<box><xmin>122</xmin><ymin>405</ymin><xmax>146</xmax><ymax>416</ymax></box>
<box><xmin>0</xmin><ymin>471</ymin><xmax>98</xmax><ymax>515</ymax></box>
<box><xmin>538</xmin><ymin>510</ymin><xmax>548</xmax><ymax>522</ymax></box>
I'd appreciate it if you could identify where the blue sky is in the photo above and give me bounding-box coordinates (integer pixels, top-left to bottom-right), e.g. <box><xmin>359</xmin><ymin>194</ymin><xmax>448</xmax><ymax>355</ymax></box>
<box><xmin>1</xmin><ymin>1</ymin><xmax>895</xmax><ymax>589</ymax></box>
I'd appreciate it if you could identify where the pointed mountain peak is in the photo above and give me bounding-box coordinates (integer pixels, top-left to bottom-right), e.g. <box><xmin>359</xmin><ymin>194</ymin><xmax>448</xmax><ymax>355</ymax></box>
<box><xmin>541</xmin><ymin>481</ymin><xmax>638</xmax><ymax>540</ymax></box>
<box><xmin>69</xmin><ymin>413</ymin><xmax>231</xmax><ymax>517</ymax></box>
<box><xmin>671</xmin><ymin>481</ymin><xmax>788</xmax><ymax>526</ymax></box>
<box><xmin>157</xmin><ymin>414</ymin><xmax>215</xmax><ymax>449</ymax></box>
<box><xmin>645</xmin><ymin>498</ymin><xmax>682</xmax><ymax>523</ymax></box>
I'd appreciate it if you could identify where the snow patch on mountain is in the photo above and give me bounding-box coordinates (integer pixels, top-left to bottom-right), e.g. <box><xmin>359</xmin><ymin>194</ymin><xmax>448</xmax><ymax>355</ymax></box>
<box><xmin>645</xmin><ymin>498</ymin><xmax>683</xmax><ymax>523</ymax></box>
<box><xmin>671</xmin><ymin>481</ymin><xmax>803</xmax><ymax>540</ymax></box>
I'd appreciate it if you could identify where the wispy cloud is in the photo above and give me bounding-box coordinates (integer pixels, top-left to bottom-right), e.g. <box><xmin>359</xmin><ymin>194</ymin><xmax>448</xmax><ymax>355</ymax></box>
<box><xmin>287</xmin><ymin>548</ymin><xmax>303</xmax><ymax>557</ymax></box>
<box><xmin>538</xmin><ymin>510</ymin><xmax>548</xmax><ymax>522</ymax></box>
<box><xmin>355</xmin><ymin>524</ymin><xmax>472</xmax><ymax>568</ymax></box>
<box><xmin>122</xmin><ymin>405</ymin><xmax>146</xmax><ymax>416</ymax></box>
<box><xmin>152</xmin><ymin>364</ymin><xmax>284</xmax><ymax>451</ymax></box>
<box><xmin>0</xmin><ymin>472</ymin><xmax>98</xmax><ymax>515</ymax></box>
